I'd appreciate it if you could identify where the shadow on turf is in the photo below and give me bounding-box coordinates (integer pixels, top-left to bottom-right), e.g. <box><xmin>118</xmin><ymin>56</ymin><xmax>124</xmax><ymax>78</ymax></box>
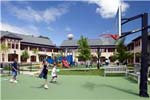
<box><xmin>30</xmin><ymin>84</ymin><xmax>45</xmax><ymax>89</ymax></box>
<box><xmin>30</xmin><ymin>82</ymin><xmax>60</xmax><ymax>89</ymax></box>
<box><xmin>124</xmin><ymin>77</ymin><xmax>137</xmax><ymax>84</ymax></box>
<box><xmin>82</xmin><ymin>82</ymin><xmax>138</xmax><ymax>96</ymax></box>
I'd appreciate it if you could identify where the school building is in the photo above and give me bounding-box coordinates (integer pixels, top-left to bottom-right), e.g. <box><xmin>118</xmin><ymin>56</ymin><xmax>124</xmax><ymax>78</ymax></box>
<box><xmin>0</xmin><ymin>31</ymin><xmax>59</xmax><ymax>63</ymax></box>
<box><xmin>60</xmin><ymin>36</ymin><xmax>116</xmax><ymax>63</ymax></box>
<box><xmin>127</xmin><ymin>32</ymin><xmax>150</xmax><ymax>64</ymax></box>
<box><xmin>0</xmin><ymin>31</ymin><xmax>117</xmax><ymax>63</ymax></box>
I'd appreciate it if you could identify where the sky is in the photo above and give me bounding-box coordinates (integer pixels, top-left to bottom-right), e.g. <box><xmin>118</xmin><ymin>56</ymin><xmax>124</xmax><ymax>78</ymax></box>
<box><xmin>1</xmin><ymin>0</ymin><xmax>150</xmax><ymax>46</ymax></box>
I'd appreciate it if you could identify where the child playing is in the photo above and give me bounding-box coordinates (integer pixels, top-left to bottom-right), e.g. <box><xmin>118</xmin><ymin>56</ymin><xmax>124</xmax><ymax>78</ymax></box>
<box><xmin>39</xmin><ymin>60</ymin><xmax>49</xmax><ymax>89</ymax></box>
<box><xmin>50</xmin><ymin>63</ymin><xmax>57</xmax><ymax>83</ymax></box>
<box><xmin>10</xmin><ymin>58</ymin><xmax>18</xmax><ymax>83</ymax></box>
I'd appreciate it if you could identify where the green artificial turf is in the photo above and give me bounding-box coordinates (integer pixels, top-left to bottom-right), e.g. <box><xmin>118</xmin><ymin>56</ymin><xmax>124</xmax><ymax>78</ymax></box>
<box><xmin>1</xmin><ymin>75</ymin><xmax>150</xmax><ymax>100</ymax></box>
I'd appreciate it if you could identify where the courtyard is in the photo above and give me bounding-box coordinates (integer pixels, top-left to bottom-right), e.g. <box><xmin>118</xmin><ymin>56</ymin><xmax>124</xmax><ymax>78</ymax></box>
<box><xmin>1</xmin><ymin>0</ymin><xmax>150</xmax><ymax>99</ymax></box>
<box><xmin>1</xmin><ymin>74</ymin><xmax>150</xmax><ymax>100</ymax></box>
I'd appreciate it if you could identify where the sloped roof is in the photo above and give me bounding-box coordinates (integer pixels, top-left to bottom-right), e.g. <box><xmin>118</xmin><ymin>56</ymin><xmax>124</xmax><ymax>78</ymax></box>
<box><xmin>132</xmin><ymin>32</ymin><xmax>150</xmax><ymax>41</ymax></box>
<box><xmin>0</xmin><ymin>31</ymin><xmax>22</xmax><ymax>40</ymax></box>
<box><xmin>0</xmin><ymin>32</ymin><xmax>6</xmax><ymax>38</ymax></box>
<box><xmin>0</xmin><ymin>31</ymin><xmax>55</xmax><ymax>46</ymax></box>
<box><xmin>61</xmin><ymin>38</ymin><xmax>116</xmax><ymax>47</ymax></box>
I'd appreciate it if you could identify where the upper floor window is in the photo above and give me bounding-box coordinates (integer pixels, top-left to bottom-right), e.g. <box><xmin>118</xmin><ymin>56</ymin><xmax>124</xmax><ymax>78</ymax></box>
<box><xmin>100</xmin><ymin>48</ymin><xmax>106</xmax><ymax>52</ymax></box>
<box><xmin>47</xmin><ymin>49</ymin><xmax>52</xmax><ymax>52</ymax></box>
<box><xmin>30</xmin><ymin>47</ymin><xmax>37</xmax><ymax>50</ymax></box>
<box><xmin>12</xmin><ymin>43</ymin><xmax>15</xmax><ymax>49</ymax></box>
<box><xmin>8</xmin><ymin>43</ymin><xmax>11</xmax><ymax>48</ymax></box>
<box><xmin>16</xmin><ymin>44</ymin><xmax>18</xmax><ymax>49</ymax></box>
<box><xmin>108</xmin><ymin>48</ymin><xmax>115</xmax><ymax>52</ymax></box>
<box><xmin>21</xmin><ymin>45</ymin><xmax>27</xmax><ymax>50</ymax></box>
<box><xmin>135</xmin><ymin>40</ymin><xmax>141</xmax><ymax>47</ymax></box>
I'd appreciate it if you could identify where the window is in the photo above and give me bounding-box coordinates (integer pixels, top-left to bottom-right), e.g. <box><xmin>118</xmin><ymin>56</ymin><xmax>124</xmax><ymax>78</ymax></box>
<box><xmin>8</xmin><ymin>43</ymin><xmax>11</xmax><ymax>48</ymax></box>
<box><xmin>135</xmin><ymin>56</ymin><xmax>140</xmax><ymax>63</ymax></box>
<box><xmin>16</xmin><ymin>44</ymin><xmax>18</xmax><ymax>49</ymax></box>
<box><xmin>47</xmin><ymin>49</ymin><xmax>52</xmax><ymax>52</ymax></box>
<box><xmin>21</xmin><ymin>45</ymin><xmax>27</xmax><ymax>50</ymax></box>
<box><xmin>103</xmin><ymin>48</ymin><xmax>107</xmax><ymax>52</ymax></box>
<box><xmin>12</xmin><ymin>43</ymin><xmax>15</xmax><ymax>49</ymax></box>
<box><xmin>138</xmin><ymin>40</ymin><xmax>141</xmax><ymax>46</ymax></box>
<box><xmin>131</xmin><ymin>45</ymin><xmax>134</xmax><ymax>50</ymax></box>
<box><xmin>135</xmin><ymin>40</ymin><xmax>140</xmax><ymax>47</ymax></box>
<box><xmin>108</xmin><ymin>48</ymin><xmax>115</xmax><ymax>52</ymax></box>
<box><xmin>31</xmin><ymin>56</ymin><xmax>36</xmax><ymax>62</ymax></box>
<box><xmin>53</xmin><ymin>49</ymin><xmax>58</xmax><ymax>52</ymax></box>
<box><xmin>30</xmin><ymin>47</ymin><xmax>36</xmax><ymax>50</ymax></box>
<box><xmin>2</xmin><ymin>54</ymin><xmax>5</xmax><ymax>61</ymax></box>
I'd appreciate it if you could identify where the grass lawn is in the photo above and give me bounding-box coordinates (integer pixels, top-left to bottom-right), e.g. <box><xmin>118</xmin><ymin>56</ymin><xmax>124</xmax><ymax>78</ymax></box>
<box><xmin>49</xmin><ymin>69</ymin><xmax>126</xmax><ymax>76</ymax></box>
<box><xmin>1</xmin><ymin>74</ymin><xmax>150</xmax><ymax>100</ymax></box>
<box><xmin>55</xmin><ymin>69</ymin><xmax>103</xmax><ymax>76</ymax></box>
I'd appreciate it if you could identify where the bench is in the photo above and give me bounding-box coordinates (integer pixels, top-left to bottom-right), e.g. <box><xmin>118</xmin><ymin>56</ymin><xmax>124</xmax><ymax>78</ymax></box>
<box><xmin>103</xmin><ymin>65</ymin><xmax>127</xmax><ymax>77</ymax></box>
<box><xmin>127</xmin><ymin>64</ymin><xmax>141</xmax><ymax>84</ymax></box>
<box><xmin>127</xmin><ymin>64</ymin><xmax>150</xmax><ymax>84</ymax></box>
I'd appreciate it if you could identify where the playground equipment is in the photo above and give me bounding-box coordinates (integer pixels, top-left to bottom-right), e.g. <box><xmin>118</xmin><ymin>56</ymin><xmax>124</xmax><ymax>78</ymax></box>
<box><xmin>47</xmin><ymin>58</ymin><xmax>54</xmax><ymax>64</ymax></box>
<box><xmin>46</xmin><ymin>55</ymin><xmax>74</xmax><ymax>68</ymax></box>
<box><xmin>62</xmin><ymin>59</ymin><xmax>70</xmax><ymax>68</ymax></box>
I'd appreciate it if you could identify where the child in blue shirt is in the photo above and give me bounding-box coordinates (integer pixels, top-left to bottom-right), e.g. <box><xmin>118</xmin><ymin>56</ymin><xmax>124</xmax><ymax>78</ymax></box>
<box><xmin>10</xmin><ymin>59</ymin><xmax>18</xmax><ymax>83</ymax></box>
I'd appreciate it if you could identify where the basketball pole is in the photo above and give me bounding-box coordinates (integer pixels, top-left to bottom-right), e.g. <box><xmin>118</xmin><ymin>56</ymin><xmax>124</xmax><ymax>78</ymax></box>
<box><xmin>139</xmin><ymin>13</ymin><xmax>149</xmax><ymax>97</ymax></box>
<box><xmin>120</xmin><ymin>13</ymin><xmax>149</xmax><ymax>97</ymax></box>
<box><xmin>118</xmin><ymin>3</ymin><xmax>122</xmax><ymax>36</ymax></box>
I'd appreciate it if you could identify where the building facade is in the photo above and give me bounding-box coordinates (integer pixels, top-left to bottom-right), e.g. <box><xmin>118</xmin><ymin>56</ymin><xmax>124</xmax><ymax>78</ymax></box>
<box><xmin>0</xmin><ymin>31</ymin><xmax>59</xmax><ymax>63</ymax></box>
<box><xmin>60</xmin><ymin>38</ymin><xmax>116</xmax><ymax>63</ymax></box>
<box><xmin>127</xmin><ymin>33</ymin><xmax>150</xmax><ymax>64</ymax></box>
<box><xmin>0</xmin><ymin>31</ymin><xmax>117</xmax><ymax>64</ymax></box>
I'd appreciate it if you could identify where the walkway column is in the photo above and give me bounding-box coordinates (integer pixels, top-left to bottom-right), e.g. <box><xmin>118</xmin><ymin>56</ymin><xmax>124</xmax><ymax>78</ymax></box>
<box><xmin>5</xmin><ymin>39</ymin><xmax>8</xmax><ymax>62</ymax></box>
<box><xmin>36</xmin><ymin>55</ymin><xmax>39</xmax><ymax>63</ymax></box>
<box><xmin>27</xmin><ymin>46</ymin><xmax>30</xmax><ymax>63</ymax></box>
<box><xmin>36</xmin><ymin>48</ymin><xmax>39</xmax><ymax>63</ymax></box>
<box><xmin>18</xmin><ymin>41</ymin><xmax>21</xmax><ymax>63</ymax></box>
<box><xmin>72</xmin><ymin>50</ymin><xmax>75</xmax><ymax>61</ymax></box>
<box><xmin>65</xmin><ymin>49</ymin><xmax>68</xmax><ymax>56</ymax></box>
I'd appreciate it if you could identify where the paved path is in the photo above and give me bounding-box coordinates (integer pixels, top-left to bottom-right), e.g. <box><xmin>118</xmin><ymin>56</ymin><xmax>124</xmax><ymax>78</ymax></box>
<box><xmin>20</xmin><ymin>67</ymin><xmax>97</xmax><ymax>75</ymax></box>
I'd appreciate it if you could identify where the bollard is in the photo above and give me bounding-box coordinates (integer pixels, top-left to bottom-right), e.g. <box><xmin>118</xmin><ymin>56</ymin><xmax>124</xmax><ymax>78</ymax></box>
<box><xmin>9</xmin><ymin>63</ymin><xmax>11</xmax><ymax>75</ymax></box>
<box><xmin>30</xmin><ymin>63</ymin><xmax>32</xmax><ymax>72</ymax></box>
<box><xmin>18</xmin><ymin>63</ymin><xmax>20</xmax><ymax>75</ymax></box>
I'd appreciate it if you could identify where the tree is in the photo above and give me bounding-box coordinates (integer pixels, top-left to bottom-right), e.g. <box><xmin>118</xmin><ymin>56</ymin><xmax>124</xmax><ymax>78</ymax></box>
<box><xmin>0</xmin><ymin>43</ymin><xmax>9</xmax><ymax>53</ymax></box>
<box><xmin>112</xmin><ymin>39</ymin><xmax>133</xmax><ymax>64</ymax></box>
<box><xmin>127</xmin><ymin>52</ymin><xmax>134</xmax><ymax>63</ymax></box>
<box><xmin>21</xmin><ymin>50</ymin><xmax>29</xmax><ymax>61</ymax></box>
<box><xmin>32</xmin><ymin>48</ymin><xmax>39</xmax><ymax>55</ymax></box>
<box><xmin>0</xmin><ymin>43</ymin><xmax>9</xmax><ymax>61</ymax></box>
<box><xmin>135</xmin><ymin>52</ymin><xmax>141</xmax><ymax>58</ymax></box>
<box><xmin>77</xmin><ymin>36</ymin><xmax>91</xmax><ymax>62</ymax></box>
